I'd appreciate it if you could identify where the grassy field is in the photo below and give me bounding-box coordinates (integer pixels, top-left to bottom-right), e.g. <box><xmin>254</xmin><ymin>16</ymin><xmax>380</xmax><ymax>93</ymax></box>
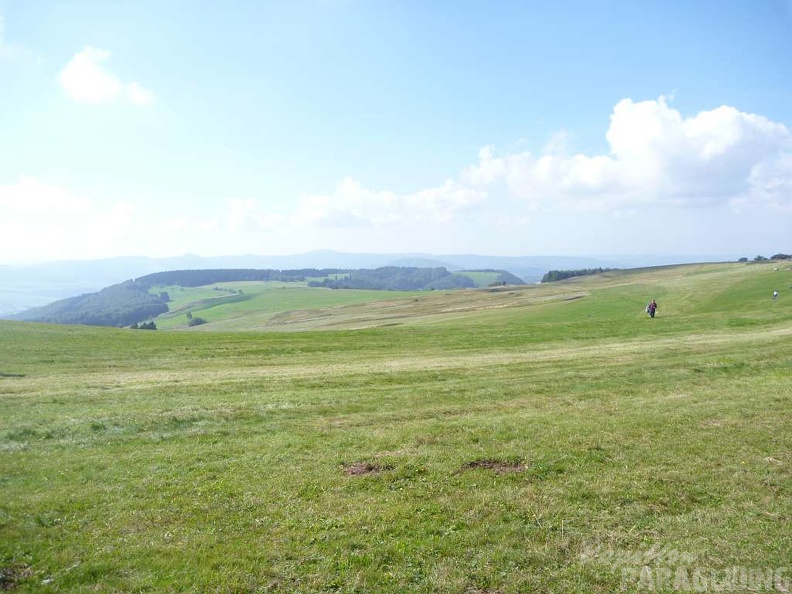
<box><xmin>1</xmin><ymin>262</ymin><xmax>790</xmax><ymax>592</ymax></box>
<box><xmin>152</xmin><ymin>282</ymin><xmax>426</xmax><ymax>331</ymax></box>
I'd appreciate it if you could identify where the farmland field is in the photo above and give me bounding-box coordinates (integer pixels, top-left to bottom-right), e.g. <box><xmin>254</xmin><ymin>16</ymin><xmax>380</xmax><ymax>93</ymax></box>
<box><xmin>1</xmin><ymin>262</ymin><xmax>790</xmax><ymax>592</ymax></box>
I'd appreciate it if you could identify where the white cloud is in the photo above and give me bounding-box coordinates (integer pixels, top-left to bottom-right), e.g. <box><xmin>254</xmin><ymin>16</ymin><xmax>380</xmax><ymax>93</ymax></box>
<box><xmin>191</xmin><ymin>100</ymin><xmax>790</xmax><ymax>257</ymax></box>
<box><xmin>258</xmin><ymin>97</ymin><xmax>788</xmax><ymax>256</ymax></box>
<box><xmin>0</xmin><ymin>177</ymin><xmax>139</xmax><ymax>262</ymax></box>
<box><xmin>0</xmin><ymin>176</ymin><xmax>90</xmax><ymax>212</ymax></box>
<box><xmin>464</xmin><ymin>96</ymin><xmax>791</xmax><ymax>212</ymax></box>
<box><xmin>742</xmin><ymin>152</ymin><xmax>792</xmax><ymax>212</ymax></box>
<box><xmin>59</xmin><ymin>47</ymin><xmax>122</xmax><ymax>103</ymax></box>
<box><xmin>294</xmin><ymin>176</ymin><xmax>487</xmax><ymax>228</ymax></box>
<box><xmin>59</xmin><ymin>46</ymin><xmax>154</xmax><ymax>106</ymax></box>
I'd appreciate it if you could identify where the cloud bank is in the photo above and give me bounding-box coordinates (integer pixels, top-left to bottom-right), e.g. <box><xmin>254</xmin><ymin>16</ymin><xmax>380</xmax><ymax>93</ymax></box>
<box><xmin>1</xmin><ymin>97</ymin><xmax>789</xmax><ymax>262</ymax></box>
<box><xmin>462</xmin><ymin>96</ymin><xmax>790</xmax><ymax>213</ymax></box>
<box><xmin>222</xmin><ymin>97</ymin><xmax>788</xmax><ymax>236</ymax></box>
<box><xmin>0</xmin><ymin>177</ymin><xmax>135</xmax><ymax>262</ymax></box>
<box><xmin>214</xmin><ymin>96</ymin><xmax>790</xmax><ymax>256</ymax></box>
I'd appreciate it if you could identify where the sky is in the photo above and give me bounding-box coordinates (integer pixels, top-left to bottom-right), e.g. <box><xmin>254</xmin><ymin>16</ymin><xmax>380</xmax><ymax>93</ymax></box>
<box><xmin>1</xmin><ymin>0</ymin><xmax>791</xmax><ymax>265</ymax></box>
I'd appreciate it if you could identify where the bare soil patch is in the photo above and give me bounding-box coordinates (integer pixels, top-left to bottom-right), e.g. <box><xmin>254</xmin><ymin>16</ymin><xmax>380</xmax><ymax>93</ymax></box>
<box><xmin>0</xmin><ymin>564</ymin><xmax>32</xmax><ymax>591</ymax></box>
<box><xmin>343</xmin><ymin>462</ymin><xmax>390</xmax><ymax>476</ymax></box>
<box><xmin>460</xmin><ymin>459</ymin><xmax>526</xmax><ymax>474</ymax></box>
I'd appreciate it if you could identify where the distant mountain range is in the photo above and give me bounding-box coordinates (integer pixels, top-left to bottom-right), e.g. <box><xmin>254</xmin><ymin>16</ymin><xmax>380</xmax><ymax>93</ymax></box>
<box><xmin>0</xmin><ymin>250</ymin><xmax>738</xmax><ymax>317</ymax></box>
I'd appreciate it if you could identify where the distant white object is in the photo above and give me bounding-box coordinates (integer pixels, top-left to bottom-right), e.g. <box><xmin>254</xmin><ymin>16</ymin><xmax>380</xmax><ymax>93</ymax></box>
<box><xmin>773</xmin><ymin>291</ymin><xmax>779</xmax><ymax>299</ymax></box>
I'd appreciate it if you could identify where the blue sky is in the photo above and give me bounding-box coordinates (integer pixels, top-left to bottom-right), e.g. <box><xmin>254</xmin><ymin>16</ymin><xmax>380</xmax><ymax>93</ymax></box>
<box><xmin>1</xmin><ymin>0</ymin><xmax>790</xmax><ymax>264</ymax></box>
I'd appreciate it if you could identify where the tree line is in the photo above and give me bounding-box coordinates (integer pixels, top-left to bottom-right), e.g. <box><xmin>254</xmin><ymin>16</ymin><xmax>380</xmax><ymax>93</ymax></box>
<box><xmin>541</xmin><ymin>268</ymin><xmax>619</xmax><ymax>283</ymax></box>
<box><xmin>308</xmin><ymin>267</ymin><xmax>476</xmax><ymax>291</ymax></box>
<box><xmin>742</xmin><ymin>254</ymin><xmax>791</xmax><ymax>262</ymax></box>
<box><xmin>133</xmin><ymin>268</ymin><xmax>349</xmax><ymax>288</ymax></box>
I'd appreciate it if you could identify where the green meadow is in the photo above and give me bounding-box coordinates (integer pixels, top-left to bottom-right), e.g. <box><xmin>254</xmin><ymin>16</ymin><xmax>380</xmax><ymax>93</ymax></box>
<box><xmin>153</xmin><ymin>282</ymin><xmax>424</xmax><ymax>332</ymax></box>
<box><xmin>1</xmin><ymin>262</ymin><xmax>790</xmax><ymax>592</ymax></box>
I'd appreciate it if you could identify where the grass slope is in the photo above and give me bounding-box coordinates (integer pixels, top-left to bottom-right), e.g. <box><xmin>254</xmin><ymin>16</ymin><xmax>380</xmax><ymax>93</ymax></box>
<box><xmin>153</xmin><ymin>282</ymin><xmax>425</xmax><ymax>331</ymax></box>
<box><xmin>0</xmin><ymin>262</ymin><xmax>790</xmax><ymax>593</ymax></box>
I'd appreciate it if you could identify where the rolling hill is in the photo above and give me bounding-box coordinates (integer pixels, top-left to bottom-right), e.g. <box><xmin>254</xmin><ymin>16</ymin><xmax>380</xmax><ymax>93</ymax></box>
<box><xmin>0</xmin><ymin>251</ymin><xmax>739</xmax><ymax>316</ymax></box>
<box><xmin>0</xmin><ymin>260</ymin><xmax>789</xmax><ymax>592</ymax></box>
<box><xmin>7</xmin><ymin>266</ymin><xmax>525</xmax><ymax>328</ymax></box>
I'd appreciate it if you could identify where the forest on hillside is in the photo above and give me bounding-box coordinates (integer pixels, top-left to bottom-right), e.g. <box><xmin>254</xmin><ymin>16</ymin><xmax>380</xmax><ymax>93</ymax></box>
<box><xmin>134</xmin><ymin>268</ymin><xmax>347</xmax><ymax>287</ymax></box>
<box><xmin>10</xmin><ymin>282</ymin><xmax>169</xmax><ymax>327</ymax></box>
<box><xmin>309</xmin><ymin>267</ymin><xmax>474</xmax><ymax>290</ymax></box>
<box><xmin>541</xmin><ymin>268</ymin><xmax>619</xmax><ymax>282</ymax></box>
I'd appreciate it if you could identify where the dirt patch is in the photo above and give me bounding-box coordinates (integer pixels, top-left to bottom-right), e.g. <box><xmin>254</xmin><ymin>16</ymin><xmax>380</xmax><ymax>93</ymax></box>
<box><xmin>0</xmin><ymin>564</ymin><xmax>32</xmax><ymax>591</ymax></box>
<box><xmin>460</xmin><ymin>459</ymin><xmax>526</xmax><ymax>474</ymax></box>
<box><xmin>343</xmin><ymin>462</ymin><xmax>389</xmax><ymax>476</ymax></box>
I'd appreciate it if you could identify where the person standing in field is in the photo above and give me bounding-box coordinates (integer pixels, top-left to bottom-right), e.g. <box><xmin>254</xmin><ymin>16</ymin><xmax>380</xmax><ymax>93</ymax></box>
<box><xmin>648</xmin><ymin>299</ymin><xmax>658</xmax><ymax>318</ymax></box>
